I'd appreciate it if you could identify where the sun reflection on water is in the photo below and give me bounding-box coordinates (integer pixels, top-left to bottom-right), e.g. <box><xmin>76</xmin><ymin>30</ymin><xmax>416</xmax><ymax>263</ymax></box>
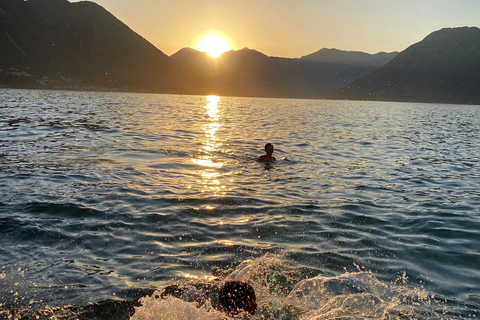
<box><xmin>191</xmin><ymin>96</ymin><xmax>227</xmax><ymax>198</ymax></box>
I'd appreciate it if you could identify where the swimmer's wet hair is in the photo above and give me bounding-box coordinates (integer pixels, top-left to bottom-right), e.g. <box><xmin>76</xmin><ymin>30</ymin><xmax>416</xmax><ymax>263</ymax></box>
<box><xmin>219</xmin><ymin>281</ymin><xmax>257</xmax><ymax>316</ymax></box>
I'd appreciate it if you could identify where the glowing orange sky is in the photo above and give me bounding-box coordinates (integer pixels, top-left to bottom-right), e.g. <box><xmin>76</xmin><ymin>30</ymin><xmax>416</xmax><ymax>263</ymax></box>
<box><xmin>83</xmin><ymin>0</ymin><xmax>480</xmax><ymax>58</ymax></box>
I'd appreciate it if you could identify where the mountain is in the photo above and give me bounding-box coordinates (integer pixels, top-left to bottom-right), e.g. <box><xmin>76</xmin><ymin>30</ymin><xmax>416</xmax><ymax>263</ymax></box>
<box><xmin>0</xmin><ymin>0</ymin><xmax>180</xmax><ymax>92</ymax></box>
<box><xmin>332</xmin><ymin>27</ymin><xmax>480</xmax><ymax>104</ymax></box>
<box><xmin>170</xmin><ymin>47</ymin><xmax>217</xmax><ymax>94</ymax></box>
<box><xmin>171</xmin><ymin>47</ymin><xmax>383</xmax><ymax>98</ymax></box>
<box><xmin>0</xmin><ymin>0</ymin><xmax>396</xmax><ymax>98</ymax></box>
<box><xmin>5</xmin><ymin>0</ymin><xmax>475</xmax><ymax>103</ymax></box>
<box><xmin>301</xmin><ymin>48</ymin><xmax>398</xmax><ymax>69</ymax></box>
<box><xmin>171</xmin><ymin>48</ymin><xmax>215</xmax><ymax>71</ymax></box>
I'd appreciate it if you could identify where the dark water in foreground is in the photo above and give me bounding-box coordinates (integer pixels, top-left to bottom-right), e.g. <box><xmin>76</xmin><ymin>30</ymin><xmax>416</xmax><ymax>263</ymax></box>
<box><xmin>1</xmin><ymin>89</ymin><xmax>479</xmax><ymax>319</ymax></box>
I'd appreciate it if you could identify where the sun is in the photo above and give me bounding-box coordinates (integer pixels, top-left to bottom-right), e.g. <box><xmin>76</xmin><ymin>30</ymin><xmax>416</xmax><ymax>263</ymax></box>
<box><xmin>197</xmin><ymin>34</ymin><xmax>231</xmax><ymax>58</ymax></box>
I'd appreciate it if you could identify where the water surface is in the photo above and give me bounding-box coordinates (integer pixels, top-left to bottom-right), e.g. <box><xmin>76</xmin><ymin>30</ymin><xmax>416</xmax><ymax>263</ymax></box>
<box><xmin>1</xmin><ymin>89</ymin><xmax>479</xmax><ymax>319</ymax></box>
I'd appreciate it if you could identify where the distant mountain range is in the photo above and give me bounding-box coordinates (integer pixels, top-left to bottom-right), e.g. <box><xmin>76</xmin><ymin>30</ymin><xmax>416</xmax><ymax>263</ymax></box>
<box><xmin>1</xmin><ymin>0</ymin><xmax>479</xmax><ymax>104</ymax></box>
<box><xmin>171</xmin><ymin>47</ymin><xmax>391</xmax><ymax>98</ymax></box>
<box><xmin>0</xmin><ymin>0</ymin><xmax>396</xmax><ymax>98</ymax></box>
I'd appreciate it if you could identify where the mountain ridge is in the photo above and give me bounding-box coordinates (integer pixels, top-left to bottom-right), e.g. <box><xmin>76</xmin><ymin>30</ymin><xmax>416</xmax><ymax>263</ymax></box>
<box><xmin>332</xmin><ymin>27</ymin><xmax>480</xmax><ymax>104</ymax></box>
<box><xmin>170</xmin><ymin>47</ymin><xmax>385</xmax><ymax>98</ymax></box>
<box><xmin>1</xmin><ymin>0</ymin><xmax>478</xmax><ymax>104</ymax></box>
<box><xmin>0</xmin><ymin>0</ymin><xmax>398</xmax><ymax>97</ymax></box>
<box><xmin>300</xmin><ymin>48</ymin><xmax>398</xmax><ymax>68</ymax></box>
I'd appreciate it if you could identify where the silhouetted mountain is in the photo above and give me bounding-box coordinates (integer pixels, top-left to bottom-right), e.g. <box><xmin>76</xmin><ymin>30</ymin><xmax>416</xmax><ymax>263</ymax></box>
<box><xmin>170</xmin><ymin>48</ymin><xmax>217</xmax><ymax>94</ymax></box>
<box><xmin>5</xmin><ymin>1</ymin><xmax>476</xmax><ymax>103</ymax></box>
<box><xmin>0</xmin><ymin>0</ymin><xmax>395</xmax><ymax>98</ymax></box>
<box><xmin>0</xmin><ymin>0</ymin><xmax>180</xmax><ymax>92</ymax></box>
<box><xmin>301</xmin><ymin>48</ymin><xmax>398</xmax><ymax>69</ymax></box>
<box><xmin>171</xmin><ymin>48</ymin><xmax>215</xmax><ymax>70</ymax></box>
<box><xmin>171</xmin><ymin>47</ymin><xmax>381</xmax><ymax>98</ymax></box>
<box><xmin>333</xmin><ymin>27</ymin><xmax>480</xmax><ymax>104</ymax></box>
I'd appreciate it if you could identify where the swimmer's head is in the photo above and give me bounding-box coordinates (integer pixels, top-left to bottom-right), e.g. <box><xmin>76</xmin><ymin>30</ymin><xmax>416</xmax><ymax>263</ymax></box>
<box><xmin>219</xmin><ymin>281</ymin><xmax>257</xmax><ymax>316</ymax></box>
<box><xmin>265</xmin><ymin>143</ymin><xmax>274</xmax><ymax>155</ymax></box>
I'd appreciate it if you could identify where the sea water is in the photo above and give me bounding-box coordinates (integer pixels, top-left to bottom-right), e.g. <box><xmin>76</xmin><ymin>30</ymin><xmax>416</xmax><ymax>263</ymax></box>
<box><xmin>0</xmin><ymin>89</ymin><xmax>479</xmax><ymax>319</ymax></box>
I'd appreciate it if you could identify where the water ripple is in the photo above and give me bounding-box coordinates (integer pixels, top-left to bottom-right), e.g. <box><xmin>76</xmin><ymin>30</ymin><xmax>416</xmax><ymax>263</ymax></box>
<box><xmin>1</xmin><ymin>90</ymin><xmax>480</xmax><ymax>318</ymax></box>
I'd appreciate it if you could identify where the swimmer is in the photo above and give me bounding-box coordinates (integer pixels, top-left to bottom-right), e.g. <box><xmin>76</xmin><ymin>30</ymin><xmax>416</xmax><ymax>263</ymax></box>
<box><xmin>219</xmin><ymin>281</ymin><xmax>257</xmax><ymax>316</ymax></box>
<box><xmin>256</xmin><ymin>143</ymin><xmax>276</xmax><ymax>162</ymax></box>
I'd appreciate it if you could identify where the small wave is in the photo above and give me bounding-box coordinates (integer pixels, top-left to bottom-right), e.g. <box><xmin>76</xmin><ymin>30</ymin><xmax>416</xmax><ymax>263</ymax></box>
<box><xmin>21</xmin><ymin>202</ymin><xmax>105</xmax><ymax>219</ymax></box>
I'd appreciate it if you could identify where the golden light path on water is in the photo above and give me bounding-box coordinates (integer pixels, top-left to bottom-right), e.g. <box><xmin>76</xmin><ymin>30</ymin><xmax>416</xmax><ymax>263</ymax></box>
<box><xmin>184</xmin><ymin>95</ymin><xmax>248</xmax><ymax>274</ymax></box>
<box><xmin>191</xmin><ymin>96</ymin><xmax>227</xmax><ymax>206</ymax></box>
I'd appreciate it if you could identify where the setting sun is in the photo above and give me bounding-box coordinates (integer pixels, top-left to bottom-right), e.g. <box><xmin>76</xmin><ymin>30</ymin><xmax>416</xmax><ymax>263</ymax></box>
<box><xmin>197</xmin><ymin>34</ymin><xmax>231</xmax><ymax>58</ymax></box>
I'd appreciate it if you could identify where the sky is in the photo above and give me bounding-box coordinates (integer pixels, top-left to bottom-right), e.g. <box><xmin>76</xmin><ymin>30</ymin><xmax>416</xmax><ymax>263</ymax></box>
<box><xmin>79</xmin><ymin>0</ymin><xmax>480</xmax><ymax>58</ymax></box>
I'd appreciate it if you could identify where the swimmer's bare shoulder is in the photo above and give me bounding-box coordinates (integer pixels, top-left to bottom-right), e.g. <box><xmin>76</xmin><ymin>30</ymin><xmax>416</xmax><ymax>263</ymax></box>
<box><xmin>256</xmin><ymin>155</ymin><xmax>276</xmax><ymax>162</ymax></box>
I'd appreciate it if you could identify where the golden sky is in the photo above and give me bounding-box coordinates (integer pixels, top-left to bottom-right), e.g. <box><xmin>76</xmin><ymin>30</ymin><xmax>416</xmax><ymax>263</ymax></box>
<box><xmin>83</xmin><ymin>0</ymin><xmax>480</xmax><ymax>58</ymax></box>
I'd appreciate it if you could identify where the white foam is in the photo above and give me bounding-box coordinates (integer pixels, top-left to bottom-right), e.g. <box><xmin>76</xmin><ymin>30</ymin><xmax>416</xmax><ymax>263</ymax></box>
<box><xmin>129</xmin><ymin>254</ymin><xmax>438</xmax><ymax>320</ymax></box>
<box><xmin>131</xmin><ymin>295</ymin><xmax>225</xmax><ymax>320</ymax></box>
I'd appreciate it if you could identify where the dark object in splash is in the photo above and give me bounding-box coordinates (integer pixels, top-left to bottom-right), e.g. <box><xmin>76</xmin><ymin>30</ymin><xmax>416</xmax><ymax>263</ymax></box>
<box><xmin>159</xmin><ymin>285</ymin><xmax>183</xmax><ymax>299</ymax></box>
<box><xmin>219</xmin><ymin>281</ymin><xmax>257</xmax><ymax>316</ymax></box>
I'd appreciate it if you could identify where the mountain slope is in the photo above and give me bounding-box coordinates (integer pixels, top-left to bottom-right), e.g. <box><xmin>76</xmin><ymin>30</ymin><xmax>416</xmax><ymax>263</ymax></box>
<box><xmin>0</xmin><ymin>0</ymin><xmax>179</xmax><ymax>91</ymax></box>
<box><xmin>333</xmin><ymin>27</ymin><xmax>480</xmax><ymax>104</ymax></box>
